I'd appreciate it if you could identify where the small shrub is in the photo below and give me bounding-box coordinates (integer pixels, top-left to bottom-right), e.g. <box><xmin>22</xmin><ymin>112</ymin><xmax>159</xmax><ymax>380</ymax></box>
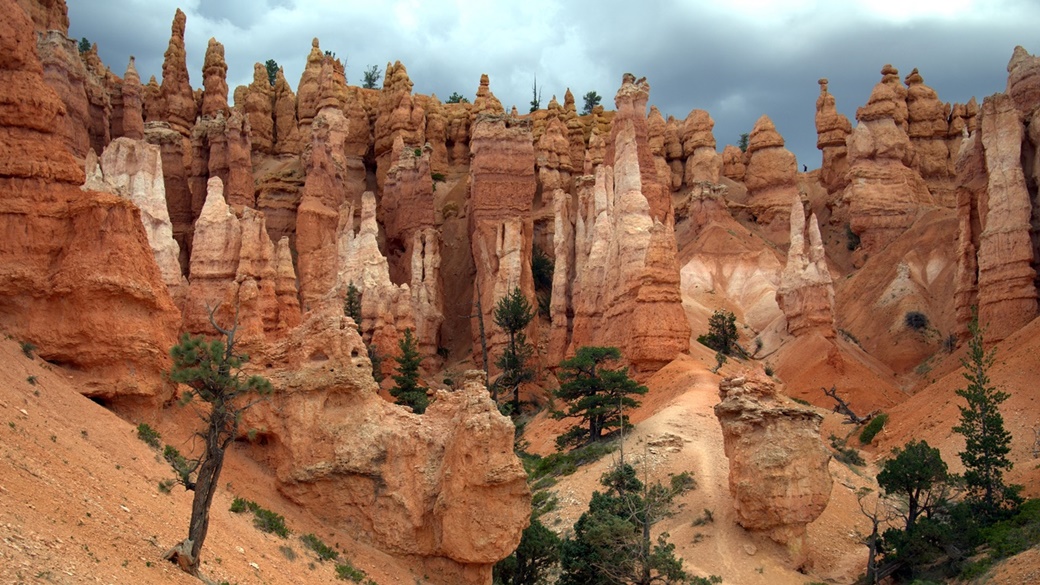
<box><xmin>905</xmin><ymin>311</ymin><xmax>929</xmax><ymax>331</ymax></box>
<box><xmin>690</xmin><ymin>576</ymin><xmax>723</xmax><ymax>585</ymax></box>
<box><xmin>251</xmin><ymin>505</ymin><xmax>290</xmax><ymax>538</ymax></box>
<box><xmin>335</xmin><ymin>560</ymin><xmax>367</xmax><ymax>582</ymax></box>
<box><xmin>670</xmin><ymin>471</ymin><xmax>697</xmax><ymax>494</ymax></box>
<box><xmin>692</xmin><ymin>508</ymin><xmax>714</xmax><ymax>526</ymax></box>
<box><xmin>300</xmin><ymin>533</ymin><xmax>338</xmax><ymax>562</ymax></box>
<box><xmin>279</xmin><ymin>545</ymin><xmax>297</xmax><ymax>561</ymax></box>
<box><xmin>839</xmin><ymin>329</ymin><xmax>860</xmax><ymax>346</ymax></box>
<box><xmin>412</xmin><ymin>147</ymin><xmax>422</xmax><ymax>157</ymax></box>
<box><xmin>764</xmin><ymin>365</ymin><xmax>774</xmax><ymax>376</ymax></box>
<box><xmin>431</xmin><ymin>172</ymin><xmax>445</xmax><ymax>182</ymax></box>
<box><xmin>942</xmin><ymin>333</ymin><xmax>957</xmax><ymax>353</ymax></box>
<box><xmin>158</xmin><ymin>479</ymin><xmax>175</xmax><ymax>494</ymax></box>
<box><xmin>20</xmin><ymin>341</ymin><xmax>36</xmax><ymax>358</ymax></box>
<box><xmin>710</xmin><ymin>351</ymin><xmax>726</xmax><ymax>373</ymax></box>
<box><xmin>859</xmin><ymin>413</ymin><xmax>889</xmax><ymax>444</ymax></box>
<box><xmin>830</xmin><ymin>434</ymin><xmax>866</xmax><ymax>466</ymax></box>
<box><xmin>136</xmin><ymin>423</ymin><xmax>162</xmax><ymax>449</ymax></box>
<box><xmin>229</xmin><ymin>497</ymin><xmax>290</xmax><ymax>538</ymax></box>
<box><xmin>26</xmin><ymin>375</ymin><xmax>37</xmax><ymax>386</ymax></box>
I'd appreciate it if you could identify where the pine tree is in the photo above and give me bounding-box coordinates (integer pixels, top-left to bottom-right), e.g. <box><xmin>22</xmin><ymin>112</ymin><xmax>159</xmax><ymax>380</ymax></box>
<box><xmin>362</xmin><ymin>64</ymin><xmax>382</xmax><ymax>89</ymax></box>
<box><xmin>344</xmin><ymin>281</ymin><xmax>362</xmax><ymax>333</ymax></box>
<box><xmin>163</xmin><ymin>307</ymin><xmax>272</xmax><ymax>575</ymax></box>
<box><xmin>390</xmin><ymin>329</ymin><xmax>428</xmax><ymax>414</ymax></box>
<box><xmin>493</xmin><ymin>286</ymin><xmax>535</xmax><ymax>413</ymax></box>
<box><xmin>559</xmin><ymin>463</ymin><xmax>691</xmax><ymax>585</ymax></box>
<box><xmin>699</xmin><ymin>310</ymin><xmax>739</xmax><ymax>355</ymax></box>
<box><xmin>264</xmin><ymin>59</ymin><xmax>279</xmax><ymax>86</ymax></box>
<box><xmin>552</xmin><ymin>346</ymin><xmax>647</xmax><ymax>450</ymax></box>
<box><xmin>580</xmin><ymin>91</ymin><xmax>601</xmax><ymax>115</ymax></box>
<box><xmin>953</xmin><ymin>309</ymin><xmax>1021</xmax><ymax>520</ymax></box>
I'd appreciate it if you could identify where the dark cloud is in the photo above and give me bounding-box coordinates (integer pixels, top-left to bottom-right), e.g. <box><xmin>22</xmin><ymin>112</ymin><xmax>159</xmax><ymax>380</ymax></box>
<box><xmin>67</xmin><ymin>0</ymin><xmax>1039</xmax><ymax>169</ymax></box>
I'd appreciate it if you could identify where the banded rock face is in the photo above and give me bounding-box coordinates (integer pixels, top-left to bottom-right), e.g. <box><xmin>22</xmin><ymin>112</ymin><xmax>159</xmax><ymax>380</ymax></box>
<box><xmin>843</xmin><ymin>65</ymin><xmax>934</xmax><ymax>255</ymax></box>
<box><xmin>0</xmin><ymin>0</ymin><xmax>179</xmax><ymax>402</ymax></box>
<box><xmin>567</xmin><ymin>74</ymin><xmax>690</xmax><ymax>373</ymax></box>
<box><xmin>241</xmin><ymin>305</ymin><xmax>529</xmax><ymax>585</ymax></box>
<box><xmin>814</xmin><ymin>78</ymin><xmax>850</xmax><ymax>193</ymax></box>
<box><xmin>468</xmin><ymin>114</ymin><xmax>536</xmax><ymax>370</ymax></box>
<box><xmin>715</xmin><ymin>374</ymin><xmax>832</xmax><ymax>570</ymax></box>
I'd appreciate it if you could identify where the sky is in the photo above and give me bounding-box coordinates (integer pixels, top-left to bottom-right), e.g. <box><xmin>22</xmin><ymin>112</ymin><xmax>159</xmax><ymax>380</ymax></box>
<box><xmin>68</xmin><ymin>0</ymin><xmax>1039</xmax><ymax>169</ymax></box>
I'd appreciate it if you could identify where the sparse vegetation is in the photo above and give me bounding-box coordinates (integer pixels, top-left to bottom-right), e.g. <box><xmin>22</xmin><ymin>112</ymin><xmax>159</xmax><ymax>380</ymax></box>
<box><xmin>78</xmin><ymin>37</ymin><xmax>91</xmax><ymax>54</ymax></box>
<box><xmin>845</xmin><ymin>223</ymin><xmax>861</xmax><ymax>251</ymax></box>
<box><xmin>859</xmin><ymin>413</ymin><xmax>888</xmax><ymax>444</ymax></box>
<box><xmin>26</xmin><ymin>375</ymin><xmax>37</xmax><ymax>386</ymax></box>
<box><xmin>529</xmin><ymin>76</ymin><xmax>542</xmax><ymax>112</ymax></box>
<box><xmin>334</xmin><ymin>559</ymin><xmax>368</xmax><ymax>582</ymax></box>
<box><xmin>230</xmin><ymin>497</ymin><xmax>290</xmax><ymax>538</ymax></box>
<box><xmin>581</xmin><ymin>91</ymin><xmax>601</xmax><ymax>115</ymax></box>
<box><xmin>20</xmin><ymin>341</ymin><xmax>36</xmax><ymax>358</ymax></box>
<box><xmin>904</xmin><ymin>311</ymin><xmax>929</xmax><ymax>331</ymax></box>
<box><xmin>446</xmin><ymin>91</ymin><xmax>469</xmax><ymax>104</ymax></box>
<box><xmin>830</xmin><ymin>434</ymin><xmax>865</xmax><ymax>467</ymax></box>
<box><xmin>737</xmin><ymin>132</ymin><xmax>749</xmax><ymax>152</ymax></box>
<box><xmin>300</xmin><ymin>533</ymin><xmax>338</xmax><ymax>562</ymax></box>
<box><xmin>711</xmin><ymin>351</ymin><xmax>726</xmax><ymax>373</ymax></box>
<box><xmin>344</xmin><ymin>282</ymin><xmax>362</xmax><ymax>333</ymax></box>
<box><xmin>136</xmin><ymin>423</ymin><xmax>162</xmax><ymax>449</ymax></box>
<box><xmin>361</xmin><ymin>64</ymin><xmax>382</xmax><ymax>89</ymax></box>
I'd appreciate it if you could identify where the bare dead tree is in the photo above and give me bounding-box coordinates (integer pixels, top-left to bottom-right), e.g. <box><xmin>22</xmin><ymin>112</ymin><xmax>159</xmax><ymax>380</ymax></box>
<box><xmin>856</xmin><ymin>487</ymin><xmax>900</xmax><ymax>585</ymax></box>
<box><xmin>823</xmin><ymin>386</ymin><xmax>879</xmax><ymax>424</ymax></box>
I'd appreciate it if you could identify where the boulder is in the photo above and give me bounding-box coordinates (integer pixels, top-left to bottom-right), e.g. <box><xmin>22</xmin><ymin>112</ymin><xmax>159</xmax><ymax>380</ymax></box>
<box><xmin>715</xmin><ymin>374</ymin><xmax>832</xmax><ymax>569</ymax></box>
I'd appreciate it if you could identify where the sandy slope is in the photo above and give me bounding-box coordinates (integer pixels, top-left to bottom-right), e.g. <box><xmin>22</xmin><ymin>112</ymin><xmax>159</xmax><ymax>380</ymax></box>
<box><xmin>531</xmin><ymin>351</ymin><xmax>875</xmax><ymax>584</ymax></box>
<box><xmin>0</xmin><ymin>335</ymin><xmax>417</xmax><ymax>585</ymax></box>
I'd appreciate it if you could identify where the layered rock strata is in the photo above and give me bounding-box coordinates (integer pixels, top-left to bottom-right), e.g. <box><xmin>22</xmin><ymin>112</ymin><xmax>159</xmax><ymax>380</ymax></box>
<box><xmin>744</xmin><ymin>115</ymin><xmax>800</xmax><ymax>227</ymax></box>
<box><xmin>843</xmin><ymin>65</ymin><xmax>933</xmax><ymax>254</ymax></box>
<box><xmin>0</xmin><ymin>0</ymin><xmax>179</xmax><ymax>401</ymax></box>
<box><xmin>242</xmin><ymin>305</ymin><xmax>529</xmax><ymax>585</ymax></box>
<box><xmin>814</xmin><ymin>78</ymin><xmax>850</xmax><ymax>193</ymax></box>
<box><xmin>567</xmin><ymin>74</ymin><xmax>690</xmax><ymax>373</ymax></box>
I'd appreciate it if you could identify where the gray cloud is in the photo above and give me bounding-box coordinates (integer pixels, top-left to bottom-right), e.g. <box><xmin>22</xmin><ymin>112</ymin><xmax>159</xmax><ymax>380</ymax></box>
<box><xmin>67</xmin><ymin>0</ymin><xmax>1039</xmax><ymax>168</ymax></box>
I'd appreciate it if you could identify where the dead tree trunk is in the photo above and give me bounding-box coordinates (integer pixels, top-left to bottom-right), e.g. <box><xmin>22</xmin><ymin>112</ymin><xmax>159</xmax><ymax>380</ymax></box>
<box><xmin>823</xmin><ymin>386</ymin><xmax>878</xmax><ymax>424</ymax></box>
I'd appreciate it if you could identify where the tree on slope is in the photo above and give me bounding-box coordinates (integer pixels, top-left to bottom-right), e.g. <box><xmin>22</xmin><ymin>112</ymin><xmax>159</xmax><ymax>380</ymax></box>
<box><xmin>552</xmin><ymin>346</ymin><xmax>647</xmax><ymax>450</ymax></box>
<box><xmin>390</xmin><ymin>328</ymin><xmax>428</xmax><ymax>414</ymax></box>
<box><xmin>164</xmin><ymin>306</ymin><xmax>272</xmax><ymax>575</ymax></box>
<box><xmin>493</xmin><ymin>286</ymin><xmax>535</xmax><ymax>413</ymax></box>
<box><xmin>559</xmin><ymin>463</ymin><xmax>692</xmax><ymax>585</ymax></box>
<box><xmin>953</xmin><ymin>309</ymin><xmax>1021</xmax><ymax>520</ymax></box>
<box><xmin>877</xmin><ymin>439</ymin><xmax>952</xmax><ymax>533</ymax></box>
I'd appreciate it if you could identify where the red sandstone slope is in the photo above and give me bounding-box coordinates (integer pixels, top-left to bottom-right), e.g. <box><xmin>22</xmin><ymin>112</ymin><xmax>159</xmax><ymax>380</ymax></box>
<box><xmin>0</xmin><ymin>335</ymin><xmax>426</xmax><ymax>584</ymax></box>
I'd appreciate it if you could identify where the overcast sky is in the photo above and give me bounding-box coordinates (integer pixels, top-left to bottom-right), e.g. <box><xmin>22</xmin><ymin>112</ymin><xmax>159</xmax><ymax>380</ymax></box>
<box><xmin>68</xmin><ymin>0</ymin><xmax>1038</xmax><ymax>169</ymax></box>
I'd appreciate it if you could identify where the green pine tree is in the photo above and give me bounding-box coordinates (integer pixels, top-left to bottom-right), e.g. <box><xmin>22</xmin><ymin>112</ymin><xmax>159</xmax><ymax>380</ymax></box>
<box><xmin>390</xmin><ymin>329</ymin><xmax>428</xmax><ymax>414</ymax></box>
<box><xmin>552</xmin><ymin>346</ymin><xmax>647</xmax><ymax>450</ymax></box>
<box><xmin>953</xmin><ymin>309</ymin><xmax>1021</xmax><ymax>520</ymax></box>
<box><xmin>344</xmin><ymin>281</ymin><xmax>362</xmax><ymax>333</ymax></box>
<box><xmin>493</xmin><ymin>286</ymin><xmax>535</xmax><ymax>412</ymax></box>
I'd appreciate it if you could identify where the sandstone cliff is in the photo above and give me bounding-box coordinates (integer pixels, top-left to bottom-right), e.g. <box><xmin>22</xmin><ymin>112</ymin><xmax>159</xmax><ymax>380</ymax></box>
<box><xmin>243</xmin><ymin>305</ymin><xmax>530</xmax><ymax>585</ymax></box>
<box><xmin>0</xmin><ymin>0</ymin><xmax>180</xmax><ymax>402</ymax></box>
